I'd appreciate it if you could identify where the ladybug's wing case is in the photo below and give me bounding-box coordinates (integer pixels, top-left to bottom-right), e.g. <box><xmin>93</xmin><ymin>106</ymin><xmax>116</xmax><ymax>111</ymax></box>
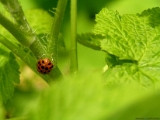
<box><xmin>37</xmin><ymin>58</ymin><xmax>54</xmax><ymax>74</ymax></box>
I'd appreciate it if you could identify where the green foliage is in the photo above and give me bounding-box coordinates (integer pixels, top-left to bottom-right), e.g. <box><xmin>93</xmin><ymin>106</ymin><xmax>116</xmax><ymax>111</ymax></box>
<box><xmin>106</xmin><ymin>91</ymin><xmax>160</xmax><ymax>119</ymax></box>
<box><xmin>1</xmin><ymin>0</ymin><xmax>160</xmax><ymax>119</ymax></box>
<box><xmin>0</xmin><ymin>44</ymin><xmax>20</xmax><ymax>102</ymax></box>
<box><xmin>29</xmin><ymin>74</ymin><xmax>107</xmax><ymax>120</ymax></box>
<box><xmin>105</xmin><ymin>53</ymin><xmax>137</xmax><ymax>67</ymax></box>
<box><xmin>140</xmin><ymin>7</ymin><xmax>160</xmax><ymax>27</ymax></box>
<box><xmin>94</xmin><ymin>8</ymin><xmax>160</xmax><ymax>61</ymax></box>
<box><xmin>78</xmin><ymin>7</ymin><xmax>160</xmax><ymax>90</ymax></box>
<box><xmin>27</xmin><ymin>74</ymin><xmax>160</xmax><ymax>120</ymax></box>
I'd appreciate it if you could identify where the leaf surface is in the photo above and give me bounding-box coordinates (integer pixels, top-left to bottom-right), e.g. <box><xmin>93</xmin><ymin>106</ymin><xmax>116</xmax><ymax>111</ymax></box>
<box><xmin>0</xmin><ymin>44</ymin><xmax>20</xmax><ymax>102</ymax></box>
<box><xmin>93</xmin><ymin>8</ymin><xmax>160</xmax><ymax>90</ymax></box>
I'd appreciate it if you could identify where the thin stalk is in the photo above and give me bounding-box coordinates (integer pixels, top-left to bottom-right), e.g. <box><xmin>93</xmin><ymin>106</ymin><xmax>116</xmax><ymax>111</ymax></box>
<box><xmin>0</xmin><ymin>13</ymin><xmax>31</xmax><ymax>46</ymax></box>
<box><xmin>70</xmin><ymin>0</ymin><xmax>78</xmax><ymax>73</ymax></box>
<box><xmin>48</xmin><ymin>0</ymin><xmax>68</xmax><ymax>66</ymax></box>
<box><xmin>0</xmin><ymin>0</ymin><xmax>31</xmax><ymax>31</ymax></box>
<box><xmin>0</xmin><ymin>0</ymin><xmax>37</xmax><ymax>51</ymax></box>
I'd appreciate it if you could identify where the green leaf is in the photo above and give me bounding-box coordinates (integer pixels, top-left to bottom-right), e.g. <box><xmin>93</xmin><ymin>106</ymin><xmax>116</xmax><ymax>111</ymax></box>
<box><xmin>103</xmin><ymin>64</ymin><xmax>139</xmax><ymax>86</ymax></box>
<box><xmin>93</xmin><ymin>8</ymin><xmax>160</xmax><ymax>90</ymax></box>
<box><xmin>139</xmin><ymin>7</ymin><xmax>160</xmax><ymax>27</ymax></box>
<box><xmin>77</xmin><ymin>33</ymin><xmax>104</xmax><ymax>50</ymax></box>
<box><xmin>27</xmin><ymin>73</ymin><xmax>160</xmax><ymax>120</ymax></box>
<box><xmin>0</xmin><ymin>44</ymin><xmax>20</xmax><ymax>102</ymax></box>
<box><xmin>29</xmin><ymin>74</ymin><xmax>107</xmax><ymax>120</ymax></box>
<box><xmin>25</xmin><ymin>9</ymin><xmax>53</xmax><ymax>34</ymax></box>
<box><xmin>103</xmin><ymin>64</ymin><xmax>158</xmax><ymax>90</ymax></box>
<box><xmin>105</xmin><ymin>53</ymin><xmax>137</xmax><ymax>68</ymax></box>
<box><xmin>94</xmin><ymin>8</ymin><xmax>159</xmax><ymax>61</ymax></box>
<box><xmin>106</xmin><ymin>91</ymin><xmax>160</xmax><ymax>119</ymax></box>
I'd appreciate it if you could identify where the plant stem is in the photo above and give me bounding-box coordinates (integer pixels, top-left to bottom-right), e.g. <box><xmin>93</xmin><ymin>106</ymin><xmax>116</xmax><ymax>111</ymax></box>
<box><xmin>70</xmin><ymin>0</ymin><xmax>78</xmax><ymax>73</ymax></box>
<box><xmin>0</xmin><ymin>0</ymin><xmax>64</xmax><ymax>81</ymax></box>
<box><xmin>0</xmin><ymin>0</ymin><xmax>49</xmax><ymax>60</ymax></box>
<box><xmin>0</xmin><ymin>13</ymin><xmax>31</xmax><ymax>46</ymax></box>
<box><xmin>0</xmin><ymin>13</ymin><xmax>48</xmax><ymax>59</ymax></box>
<box><xmin>0</xmin><ymin>35</ymin><xmax>62</xmax><ymax>82</ymax></box>
<box><xmin>0</xmin><ymin>0</ymin><xmax>31</xmax><ymax>32</ymax></box>
<box><xmin>49</xmin><ymin>0</ymin><xmax>68</xmax><ymax>66</ymax></box>
<box><xmin>0</xmin><ymin>35</ymin><xmax>48</xmax><ymax>81</ymax></box>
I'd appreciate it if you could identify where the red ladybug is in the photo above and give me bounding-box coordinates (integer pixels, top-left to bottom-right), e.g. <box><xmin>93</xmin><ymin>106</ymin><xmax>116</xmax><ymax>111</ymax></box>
<box><xmin>37</xmin><ymin>58</ymin><xmax>54</xmax><ymax>74</ymax></box>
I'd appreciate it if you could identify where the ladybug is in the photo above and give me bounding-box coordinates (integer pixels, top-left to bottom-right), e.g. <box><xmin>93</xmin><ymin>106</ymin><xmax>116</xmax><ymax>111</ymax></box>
<box><xmin>37</xmin><ymin>58</ymin><xmax>54</xmax><ymax>74</ymax></box>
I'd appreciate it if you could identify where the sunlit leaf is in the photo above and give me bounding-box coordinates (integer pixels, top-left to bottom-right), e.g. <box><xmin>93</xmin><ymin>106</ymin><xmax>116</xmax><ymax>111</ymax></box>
<box><xmin>93</xmin><ymin>8</ymin><xmax>160</xmax><ymax>90</ymax></box>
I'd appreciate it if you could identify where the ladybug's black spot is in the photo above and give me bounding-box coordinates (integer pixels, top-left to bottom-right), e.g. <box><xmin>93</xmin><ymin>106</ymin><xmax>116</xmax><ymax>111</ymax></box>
<box><xmin>38</xmin><ymin>61</ymin><xmax>40</xmax><ymax>64</ymax></box>
<box><xmin>41</xmin><ymin>66</ymin><xmax>45</xmax><ymax>69</ymax></box>
<box><xmin>45</xmin><ymin>67</ymin><xmax>48</xmax><ymax>70</ymax></box>
<box><xmin>42</xmin><ymin>60</ymin><xmax>44</xmax><ymax>63</ymax></box>
<box><xmin>48</xmin><ymin>63</ymin><xmax>51</xmax><ymax>65</ymax></box>
<box><xmin>50</xmin><ymin>65</ymin><xmax>53</xmax><ymax>68</ymax></box>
